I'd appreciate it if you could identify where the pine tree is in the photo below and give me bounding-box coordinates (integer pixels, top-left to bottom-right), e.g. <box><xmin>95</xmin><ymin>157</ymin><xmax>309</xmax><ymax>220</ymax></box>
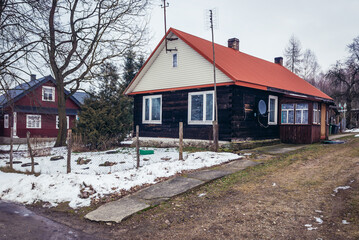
<box><xmin>122</xmin><ymin>48</ymin><xmax>137</xmax><ymax>88</ymax></box>
<box><xmin>75</xmin><ymin>62</ymin><xmax>133</xmax><ymax>150</ymax></box>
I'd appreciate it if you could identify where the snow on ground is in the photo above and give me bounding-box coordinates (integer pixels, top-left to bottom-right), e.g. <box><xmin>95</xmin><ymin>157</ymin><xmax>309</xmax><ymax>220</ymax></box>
<box><xmin>0</xmin><ymin>145</ymin><xmax>242</xmax><ymax>208</ymax></box>
<box><xmin>345</xmin><ymin>128</ymin><xmax>359</xmax><ymax>133</ymax></box>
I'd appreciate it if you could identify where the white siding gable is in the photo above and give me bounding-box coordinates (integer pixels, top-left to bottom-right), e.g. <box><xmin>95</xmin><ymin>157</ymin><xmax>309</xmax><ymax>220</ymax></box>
<box><xmin>129</xmin><ymin>33</ymin><xmax>232</xmax><ymax>93</ymax></box>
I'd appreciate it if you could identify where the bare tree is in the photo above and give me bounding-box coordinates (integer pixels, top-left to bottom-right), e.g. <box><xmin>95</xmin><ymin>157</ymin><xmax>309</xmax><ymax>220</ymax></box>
<box><xmin>301</xmin><ymin>49</ymin><xmax>320</xmax><ymax>85</ymax></box>
<box><xmin>284</xmin><ymin>35</ymin><xmax>302</xmax><ymax>75</ymax></box>
<box><xmin>32</xmin><ymin>0</ymin><xmax>149</xmax><ymax>146</ymax></box>
<box><xmin>327</xmin><ymin>35</ymin><xmax>359</xmax><ymax>128</ymax></box>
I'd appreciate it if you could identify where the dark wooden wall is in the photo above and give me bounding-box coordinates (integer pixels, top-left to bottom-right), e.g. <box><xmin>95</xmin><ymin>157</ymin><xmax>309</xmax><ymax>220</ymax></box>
<box><xmin>231</xmin><ymin>87</ymin><xmax>280</xmax><ymax>140</ymax></box>
<box><xmin>133</xmin><ymin>86</ymin><xmax>232</xmax><ymax>141</ymax></box>
<box><xmin>133</xmin><ymin>85</ymin><xmax>280</xmax><ymax>141</ymax></box>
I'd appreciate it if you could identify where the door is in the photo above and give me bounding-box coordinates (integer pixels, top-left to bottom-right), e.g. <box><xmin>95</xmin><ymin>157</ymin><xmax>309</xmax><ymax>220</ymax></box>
<box><xmin>320</xmin><ymin>104</ymin><xmax>326</xmax><ymax>139</ymax></box>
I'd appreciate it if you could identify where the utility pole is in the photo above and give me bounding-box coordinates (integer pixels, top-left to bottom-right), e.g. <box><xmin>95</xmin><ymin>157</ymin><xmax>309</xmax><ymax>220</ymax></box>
<box><xmin>209</xmin><ymin>9</ymin><xmax>218</xmax><ymax>152</ymax></box>
<box><xmin>161</xmin><ymin>0</ymin><xmax>170</xmax><ymax>52</ymax></box>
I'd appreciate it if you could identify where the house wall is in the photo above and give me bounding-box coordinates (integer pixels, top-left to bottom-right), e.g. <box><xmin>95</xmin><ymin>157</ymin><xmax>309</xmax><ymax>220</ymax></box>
<box><xmin>279</xmin><ymin>97</ymin><xmax>324</xmax><ymax>144</ymax></box>
<box><xmin>231</xmin><ymin>87</ymin><xmax>280</xmax><ymax>140</ymax></box>
<box><xmin>130</xmin><ymin>33</ymin><xmax>233</xmax><ymax>93</ymax></box>
<box><xmin>134</xmin><ymin>85</ymin><xmax>280</xmax><ymax>141</ymax></box>
<box><xmin>15</xmin><ymin>80</ymin><xmax>79</xmax><ymax>109</ymax></box>
<box><xmin>134</xmin><ymin>86</ymin><xmax>232</xmax><ymax>141</ymax></box>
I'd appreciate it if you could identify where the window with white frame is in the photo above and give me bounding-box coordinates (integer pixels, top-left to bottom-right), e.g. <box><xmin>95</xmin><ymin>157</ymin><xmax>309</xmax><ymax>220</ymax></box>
<box><xmin>188</xmin><ymin>91</ymin><xmax>214</xmax><ymax>124</ymax></box>
<box><xmin>268</xmin><ymin>95</ymin><xmax>278</xmax><ymax>125</ymax></box>
<box><xmin>172</xmin><ymin>53</ymin><xmax>178</xmax><ymax>67</ymax></box>
<box><xmin>4</xmin><ymin>114</ymin><xmax>9</xmax><ymax>128</ymax></box>
<box><xmin>281</xmin><ymin>104</ymin><xmax>294</xmax><ymax>124</ymax></box>
<box><xmin>295</xmin><ymin>103</ymin><xmax>308</xmax><ymax>124</ymax></box>
<box><xmin>56</xmin><ymin>116</ymin><xmax>70</xmax><ymax>129</ymax></box>
<box><xmin>313</xmin><ymin>102</ymin><xmax>321</xmax><ymax>124</ymax></box>
<box><xmin>42</xmin><ymin>86</ymin><xmax>55</xmax><ymax>102</ymax></box>
<box><xmin>143</xmin><ymin>95</ymin><xmax>162</xmax><ymax>124</ymax></box>
<box><xmin>26</xmin><ymin>115</ymin><xmax>41</xmax><ymax>129</ymax></box>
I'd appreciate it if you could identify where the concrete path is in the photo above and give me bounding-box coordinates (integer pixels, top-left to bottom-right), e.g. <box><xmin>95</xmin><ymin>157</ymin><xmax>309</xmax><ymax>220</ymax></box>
<box><xmin>329</xmin><ymin>133</ymin><xmax>355</xmax><ymax>140</ymax></box>
<box><xmin>85</xmin><ymin>159</ymin><xmax>259</xmax><ymax>223</ymax></box>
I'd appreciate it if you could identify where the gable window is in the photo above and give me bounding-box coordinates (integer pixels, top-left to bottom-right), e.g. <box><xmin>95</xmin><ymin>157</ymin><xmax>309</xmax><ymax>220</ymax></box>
<box><xmin>42</xmin><ymin>86</ymin><xmax>55</xmax><ymax>102</ymax></box>
<box><xmin>172</xmin><ymin>53</ymin><xmax>178</xmax><ymax>67</ymax></box>
<box><xmin>143</xmin><ymin>95</ymin><xmax>162</xmax><ymax>124</ymax></box>
<box><xmin>188</xmin><ymin>91</ymin><xmax>214</xmax><ymax>124</ymax></box>
<box><xmin>281</xmin><ymin>104</ymin><xmax>294</xmax><ymax>124</ymax></box>
<box><xmin>4</xmin><ymin>114</ymin><xmax>9</xmax><ymax>128</ymax></box>
<box><xmin>313</xmin><ymin>102</ymin><xmax>321</xmax><ymax>124</ymax></box>
<box><xmin>268</xmin><ymin>95</ymin><xmax>278</xmax><ymax>125</ymax></box>
<box><xmin>56</xmin><ymin>116</ymin><xmax>70</xmax><ymax>129</ymax></box>
<box><xmin>295</xmin><ymin>103</ymin><xmax>308</xmax><ymax>124</ymax></box>
<box><xmin>26</xmin><ymin>115</ymin><xmax>41</xmax><ymax>129</ymax></box>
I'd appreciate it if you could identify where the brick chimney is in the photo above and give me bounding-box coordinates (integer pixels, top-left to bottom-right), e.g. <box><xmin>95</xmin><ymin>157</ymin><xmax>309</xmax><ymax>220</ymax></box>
<box><xmin>30</xmin><ymin>74</ymin><xmax>36</xmax><ymax>81</ymax></box>
<box><xmin>228</xmin><ymin>38</ymin><xmax>240</xmax><ymax>51</ymax></box>
<box><xmin>274</xmin><ymin>57</ymin><xmax>283</xmax><ymax>66</ymax></box>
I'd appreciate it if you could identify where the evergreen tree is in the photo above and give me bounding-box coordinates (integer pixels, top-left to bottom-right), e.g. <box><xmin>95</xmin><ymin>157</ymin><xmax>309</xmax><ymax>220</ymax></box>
<box><xmin>75</xmin><ymin>62</ymin><xmax>133</xmax><ymax>150</ymax></box>
<box><xmin>122</xmin><ymin>48</ymin><xmax>137</xmax><ymax>88</ymax></box>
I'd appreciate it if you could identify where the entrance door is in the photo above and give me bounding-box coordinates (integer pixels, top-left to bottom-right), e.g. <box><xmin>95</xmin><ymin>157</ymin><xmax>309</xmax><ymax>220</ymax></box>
<box><xmin>320</xmin><ymin>104</ymin><xmax>326</xmax><ymax>139</ymax></box>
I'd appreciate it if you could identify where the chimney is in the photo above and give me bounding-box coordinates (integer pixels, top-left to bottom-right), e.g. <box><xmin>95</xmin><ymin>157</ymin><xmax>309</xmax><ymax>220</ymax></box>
<box><xmin>228</xmin><ymin>38</ymin><xmax>240</xmax><ymax>51</ymax></box>
<box><xmin>274</xmin><ymin>57</ymin><xmax>283</xmax><ymax>66</ymax></box>
<box><xmin>30</xmin><ymin>74</ymin><xmax>36</xmax><ymax>81</ymax></box>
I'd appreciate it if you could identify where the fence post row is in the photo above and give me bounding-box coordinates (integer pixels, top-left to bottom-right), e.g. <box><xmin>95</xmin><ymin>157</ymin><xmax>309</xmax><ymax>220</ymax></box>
<box><xmin>67</xmin><ymin>129</ymin><xmax>72</xmax><ymax>174</ymax></box>
<box><xmin>179</xmin><ymin>122</ymin><xmax>183</xmax><ymax>160</ymax></box>
<box><xmin>136</xmin><ymin>125</ymin><xmax>140</xmax><ymax>169</ymax></box>
<box><xmin>26</xmin><ymin>131</ymin><xmax>35</xmax><ymax>174</ymax></box>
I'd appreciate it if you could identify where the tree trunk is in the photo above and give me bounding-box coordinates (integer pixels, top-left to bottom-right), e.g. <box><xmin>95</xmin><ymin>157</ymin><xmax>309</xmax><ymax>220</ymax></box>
<box><xmin>346</xmin><ymin>97</ymin><xmax>352</xmax><ymax>129</ymax></box>
<box><xmin>54</xmin><ymin>82</ymin><xmax>68</xmax><ymax>147</ymax></box>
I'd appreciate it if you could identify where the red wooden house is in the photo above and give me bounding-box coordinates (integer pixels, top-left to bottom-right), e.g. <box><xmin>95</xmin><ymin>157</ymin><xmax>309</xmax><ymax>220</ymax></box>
<box><xmin>0</xmin><ymin>75</ymin><xmax>87</xmax><ymax>141</ymax></box>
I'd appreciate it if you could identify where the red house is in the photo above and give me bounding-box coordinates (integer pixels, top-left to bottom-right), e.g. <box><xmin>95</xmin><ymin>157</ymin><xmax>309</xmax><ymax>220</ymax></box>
<box><xmin>0</xmin><ymin>75</ymin><xmax>87</xmax><ymax>142</ymax></box>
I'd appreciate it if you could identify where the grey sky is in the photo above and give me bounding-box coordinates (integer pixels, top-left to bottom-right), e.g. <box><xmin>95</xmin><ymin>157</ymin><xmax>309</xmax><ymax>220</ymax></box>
<box><xmin>147</xmin><ymin>0</ymin><xmax>359</xmax><ymax>72</ymax></box>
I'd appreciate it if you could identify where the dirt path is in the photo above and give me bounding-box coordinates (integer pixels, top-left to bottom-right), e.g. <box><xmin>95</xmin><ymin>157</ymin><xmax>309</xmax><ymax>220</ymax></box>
<box><xmin>31</xmin><ymin>138</ymin><xmax>359</xmax><ymax>239</ymax></box>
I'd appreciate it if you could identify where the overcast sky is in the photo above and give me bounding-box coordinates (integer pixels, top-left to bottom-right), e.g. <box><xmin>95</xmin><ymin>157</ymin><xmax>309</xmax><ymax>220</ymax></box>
<box><xmin>146</xmin><ymin>0</ymin><xmax>359</xmax><ymax>72</ymax></box>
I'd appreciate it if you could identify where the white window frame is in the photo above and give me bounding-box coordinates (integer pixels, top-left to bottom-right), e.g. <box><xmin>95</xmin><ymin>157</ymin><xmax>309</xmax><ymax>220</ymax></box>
<box><xmin>142</xmin><ymin>95</ymin><xmax>162</xmax><ymax>124</ymax></box>
<box><xmin>188</xmin><ymin>90</ymin><xmax>214</xmax><ymax>125</ymax></box>
<box><xmin>26</xmin><ymin>115</ymin><xmax>41</xmax><ymax>129</ymax></box>
<box><xmin>281</xmin><ymin>104</ymin><xmax>294</xmax><ymax>124</ymax></box>
<box><xmin>313</xmin><ymin>102</ymin><xmax>321</xmax><ymax>124</ymax></box>
<box><xmin>56</xmin><ymin>116</ymin><xmax>70</xmax><ymax>129</ymax></box>
<box><xmin>172</xmin><ymin>53</ymin><xmax>178</xmax><ymax>67</ymax></box>
<box><xmin>4</xmin><ymin>114</ymin><xmax>9</xmax><ymax>128</ymax></box>
<box><xmin>295</xmin><ymin>103</ymin><xmax>309</xmax><ymax>125</ymax></box>
<box><xmin>42</xmin><ymin>86</ymin><xmax>55</xmax><ymax>102</ymax></box>
<box><xmin>268</xmin><ymin>95</ymin><xmax>278</xmax><ymax>125</ymax></box>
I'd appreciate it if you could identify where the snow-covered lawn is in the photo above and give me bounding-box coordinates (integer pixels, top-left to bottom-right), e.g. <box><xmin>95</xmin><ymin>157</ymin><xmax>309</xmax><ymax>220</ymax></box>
<box><xmin>0</xmin><ymin>145</ymin><xmax>241</xmax><ymax>208</ymax></box>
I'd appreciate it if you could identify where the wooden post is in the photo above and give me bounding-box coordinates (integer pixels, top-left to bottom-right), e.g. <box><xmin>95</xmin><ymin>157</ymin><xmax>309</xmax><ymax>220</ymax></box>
<box><xmin>67</xmin><ymin>129</ymin><xmax>72</xmax><ymax>174</ymax></box>
<box><xmin>136</xmin><ymin>125</ymin><xmax>140</xmax><ymax>169</ymax></box>
<box><xmin>26</xmin><ymin>131</ymin><xmax>35</xmax><ymax>174</ymax></box>
<box><xmin>179</xmin><ymin>122</ymin><xmax>183</xmax><ymax>160</ymax></box>
<box><xmin>213</xmin><ymin>121</ymin><xmax>218</xmax><ymax>152</ymax></box>
<box><xmin>9</xmin><ymin>127</ymin><xmax>13</xmax><ymax>169</ymax></box>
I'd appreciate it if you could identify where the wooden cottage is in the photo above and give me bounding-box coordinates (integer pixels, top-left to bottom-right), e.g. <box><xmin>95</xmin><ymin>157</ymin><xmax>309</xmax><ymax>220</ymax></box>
<box><xmin>125</xmin><ymin>28</ymin><xmax>334</xmax><ymax>144</ymax></box>
<box><xmin>0</xmin><ymin>75</ymin><xmax>87</xmax><ymax>140</ymax></box>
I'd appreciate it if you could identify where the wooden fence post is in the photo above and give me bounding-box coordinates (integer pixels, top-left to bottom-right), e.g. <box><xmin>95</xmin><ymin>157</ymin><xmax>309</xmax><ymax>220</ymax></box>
<box><xmin>136</xmin><ymin>125</ymin><xmax>140</xmax><ymax>169</ymax></box>
<box><xmin>179</xmin><ymin>122</ymin><xmax>183</xmax><ymax>160</ymax></box>
<box><xmin>67</xmin><ymin>129</ymin><xmax>72</xmax><ymax>174</ymax></box>
<box><xmin>26</xmin><ymin>131</ymin><xmax>35</xmax><ymax>174</ymax></box>
<box><xmin>213</xmin><ymin>120</ymin><xmax>218</xmax><ymax>152</ymax></box>
<box><xmin>9</xmin><ymin>127</ymin><xmax>13</xmax><ymax>169</ymax></box>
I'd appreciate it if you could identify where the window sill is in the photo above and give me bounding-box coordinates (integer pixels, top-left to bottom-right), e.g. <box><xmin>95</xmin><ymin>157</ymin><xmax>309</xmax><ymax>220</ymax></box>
<box><xmin>42</xmin><ymin>99</ymin><xmax>55</xmax><ymax>102</ymax></box>
<box><xmin>142</xmin><ymin>121</ymin><xmax>162</xmax><ymax>125</ymax></box>
<box><xmin>188</xmin><ymin>121</ymin><xmax>213</xmax><ymax>125</ymax></box>
<box><xmin>268</xmin><ymin>122</ymin><xmax>278</xmax><ymax>125</ymax></box>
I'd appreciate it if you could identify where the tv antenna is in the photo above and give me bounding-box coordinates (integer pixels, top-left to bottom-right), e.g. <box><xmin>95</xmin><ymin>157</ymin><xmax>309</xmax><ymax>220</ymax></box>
<box><xmin>161</xmin><ymin>0</ymin><xmax>177</xmax><ymax>53</ymax></box>
<box><xmin>208</xmin><ymin>9</ymin><xmax>219</xmax><ymax>152</ymax></box>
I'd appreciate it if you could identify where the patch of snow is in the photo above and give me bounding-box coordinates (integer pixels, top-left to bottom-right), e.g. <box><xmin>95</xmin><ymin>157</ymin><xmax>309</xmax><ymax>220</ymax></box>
<box><xmin>333</xmin><ymin>186</ymin><xmax>351</xmax><ymax>194</ymax></box>
<box><xmin>315</xmin><ymin>210</ymin><xmax>322</xmax><ymax>213</ymax></box>
<box><xmin>272</xmin><ymin>183</ymin><xmax>276</xmax><ymax>187</ymax></box>
<box><xmin>342</xmin><ymin>220</ymin><xmax>350</xmax><ymax>224</ymax></box>
<box><xmin>355</xmin><ymin>134</ymin><xmax>359</xmax><ymax>137</ymax></box>
<box><xmin>304</xmin><ymin>224</ymin><xmax>317</xmax><ymax>231</ymax></box>
<box><xmin>0</xmin><ymin>147</ymin><xmax>242</xmax><ymax>208</ymax></box>
<box><xmin>243</xmin><ymin>153</ymin><xmax>252</xmax><ymax>156</ymax></box>
<box><xmin>345</xmin><ymin>128</ymin><xmax>359</xmax><ymax>133</ymax></box>
<box><xmin>314</xmin><ymin>217</ymin><xmax>323</xmax><ymax>224</ymax></box>
<box><xmin>120</xmin><ymin>140</ymin><xmax>133</xmax><ymax>145</ymax></box>
<box><xmin>198</xmin><ymin>193</ymin><xmax>206</xmax><ymax>197</ymax></box>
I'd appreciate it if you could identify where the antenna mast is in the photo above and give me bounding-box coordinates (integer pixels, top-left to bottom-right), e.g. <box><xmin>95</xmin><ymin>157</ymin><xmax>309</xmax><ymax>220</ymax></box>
<box><xmin>161</xmin><ymin>0</ymin><xmax>169</xmax><ymax>52</ymax></box>
<box><xmin>209</xmin><ymin>9</ymin><xmax>218</xmax><ymax>152</ymax></box>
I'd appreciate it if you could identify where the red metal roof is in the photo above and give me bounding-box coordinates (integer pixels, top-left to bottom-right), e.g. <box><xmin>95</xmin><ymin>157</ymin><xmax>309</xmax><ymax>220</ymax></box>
<box><xmin>126</xmin><ymin>28</ymin><xmax>332</xmax><ymax>101</ymax></box>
